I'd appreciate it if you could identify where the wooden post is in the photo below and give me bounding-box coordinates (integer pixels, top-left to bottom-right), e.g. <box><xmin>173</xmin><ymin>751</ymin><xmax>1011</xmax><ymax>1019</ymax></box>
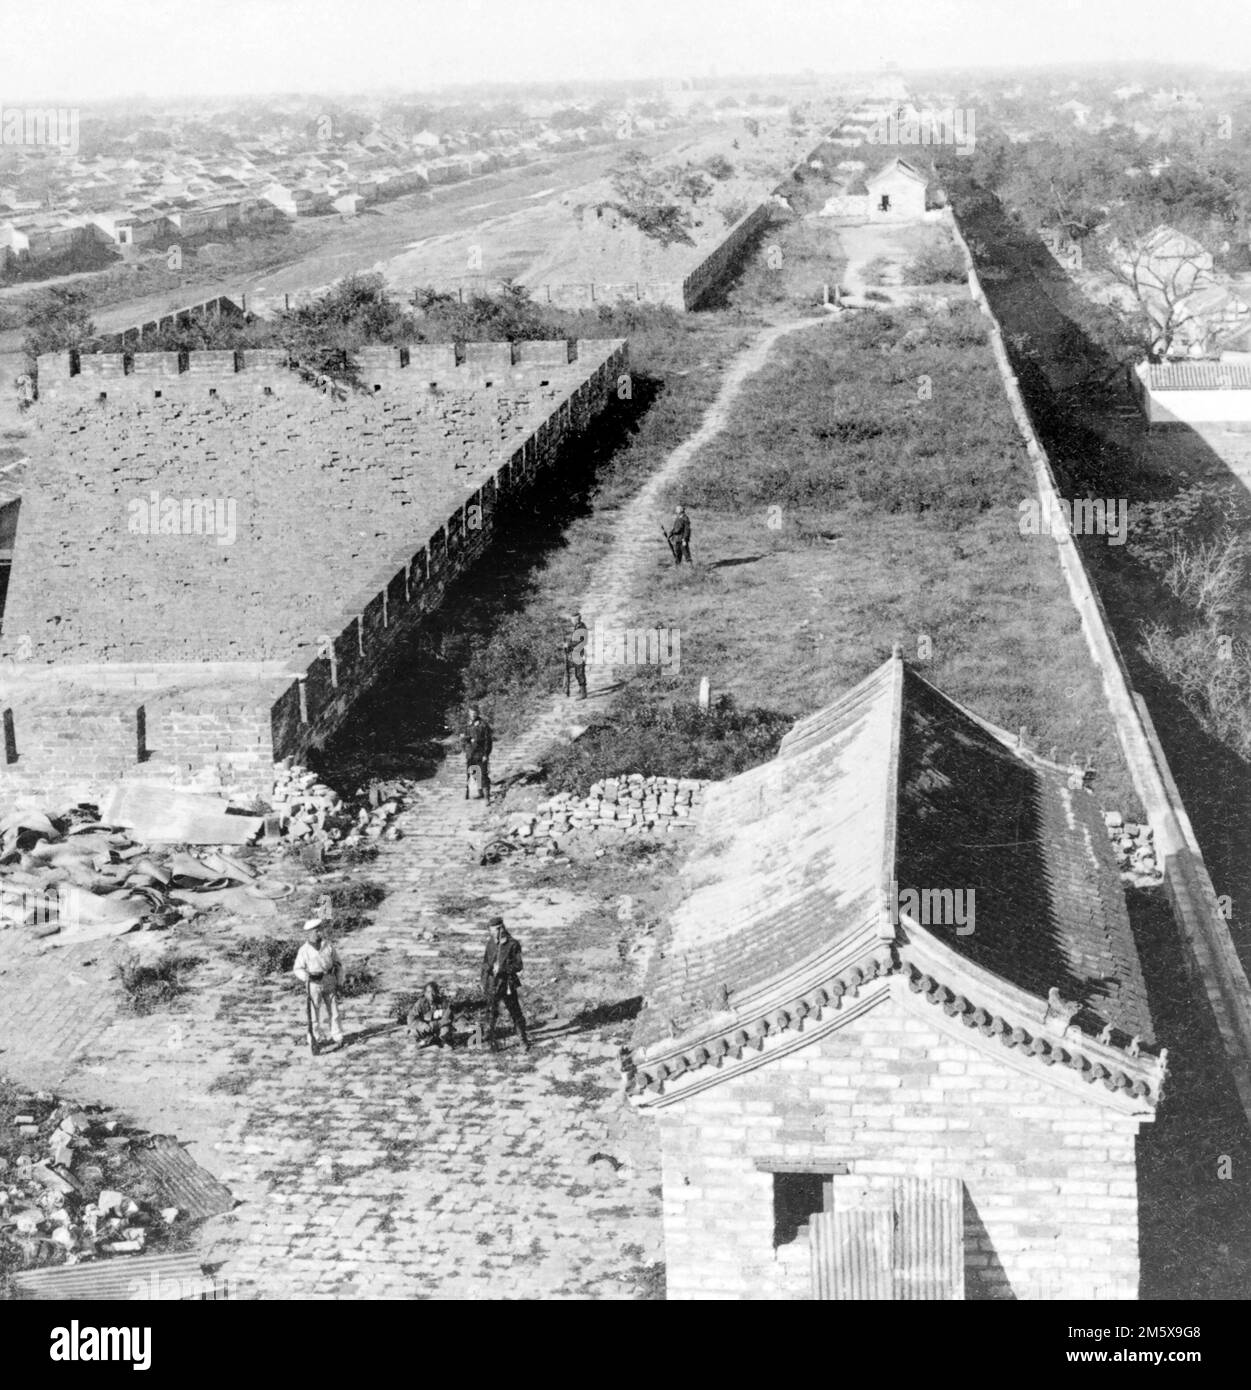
<box><xmin>699</xmin><ymin>677</ymin><xmax>711</xmax><ymax>711</ymax></box>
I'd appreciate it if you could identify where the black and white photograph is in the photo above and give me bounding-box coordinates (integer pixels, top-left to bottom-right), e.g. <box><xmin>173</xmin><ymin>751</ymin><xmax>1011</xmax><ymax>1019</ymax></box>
<box><xmin>0</xmin><ymin>0</ymin><xmax>1246</xmax><ymax>1344</ymax></box>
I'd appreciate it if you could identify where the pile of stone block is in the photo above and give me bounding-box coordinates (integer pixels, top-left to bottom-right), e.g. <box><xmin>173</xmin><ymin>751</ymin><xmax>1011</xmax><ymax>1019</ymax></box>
<box><xmin>503</xmin><ymin>774</ymin><xmax>706</xmax><ymax>854</ymax></box>
<box><xmin>1103</xmin><ymin>811</ymin><xmax>1163</xmax><ymax>886</ymax></box>
<box><xmin>266</xmin><ymin>761</ymin><xmax>401</xmax><ymax>848</ymax></box>
<box><xmin>0</xmin><ymin>1091</ymin><xmax>184</xmax><ymax>1267</ymax></box>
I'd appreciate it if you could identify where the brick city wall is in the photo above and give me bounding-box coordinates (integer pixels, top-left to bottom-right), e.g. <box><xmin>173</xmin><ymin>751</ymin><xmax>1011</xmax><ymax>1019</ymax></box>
<box><xmin>654</xmin><ymin>992</ymin><xmax>1143</xmax><ymax>1301</ymax></box>
<box><xmin>681</xmin><ymin>202</ymin><xmax>773</xmax><ymax>309</ymax></box>
<box><xmin>382</xmin><ymin>201</ymin><xmax>774</xmax><ymax>313</ymax></box>
<box><xmin>951</xmin><ymin>209</ymin><xmax>1251</xmax><ymax>1125</ymax></box>
<box><xmin>10</xmin><ymin>342</ymin><xmax>618</xmax><ymax>665</ymax></box>
<box><xmin>272</xmin><ymin>338</ymin><xmax>628</xmax><ymax>765</ymax></box>
<box><xmin>0</xmin><ymin>339</ymin><xmax>627</xmax><ymax>801</ymax></box>
<box><xmin>0</xmin><ymin>688</ymin><xmax>277</xmax><ymax>805</ymax></box>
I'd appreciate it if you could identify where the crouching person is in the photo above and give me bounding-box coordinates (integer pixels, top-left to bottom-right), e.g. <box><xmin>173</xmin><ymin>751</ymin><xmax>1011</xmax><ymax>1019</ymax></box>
<box><xmin>407</xmin><ymin>981</ymin><xmax>455</xmax><ymax>1049</ymax></box>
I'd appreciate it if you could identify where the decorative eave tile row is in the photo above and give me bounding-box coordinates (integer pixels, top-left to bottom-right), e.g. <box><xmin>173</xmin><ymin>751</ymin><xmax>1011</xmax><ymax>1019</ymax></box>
<box><xmin>624</xmin><ymin>947</ymin><xmax>897</xmax><ymax>1096</ymax></box>
<box><xmin>623</xmin><ymin>948</ymin><xmax>1167</xmax><ymax>1107</ymax></box>
<box><xmin>900</xmin><ymin>962</ymin><xmax>1165</xmax><ymax>1103</ymax></box>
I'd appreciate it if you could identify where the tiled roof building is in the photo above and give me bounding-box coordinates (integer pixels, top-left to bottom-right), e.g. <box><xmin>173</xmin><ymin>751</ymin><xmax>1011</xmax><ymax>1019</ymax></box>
<box><xmin>627</xmin><ymin>652</ymin><xmax>1165</xmax><ymax>1300</ymax></box>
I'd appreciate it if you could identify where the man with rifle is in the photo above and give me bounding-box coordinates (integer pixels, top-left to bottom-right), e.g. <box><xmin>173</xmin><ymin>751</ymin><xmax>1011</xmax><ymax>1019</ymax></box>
<box><xmin>663</xmin><ymin>504</ymin><xmax>693</xmax><ymax>565</ymax></box>
<box><xmin>480</xmin><ymin>916</ymin><xmax>532</xmax><ymax>1053</ymax></box>
<box><xmin>292</xmin><ymin>918</ymin><xmax>345</xmax><ymax>1054</ymax></box>
<box><xmin>461</xmin><ymin>705</ymin><xmax>494</xmax><ymax>803</ymax></box>
<box><xmin>563</xmin><ymin>612</ymin><xmax>588</xmax><ymax>700</ymax></box>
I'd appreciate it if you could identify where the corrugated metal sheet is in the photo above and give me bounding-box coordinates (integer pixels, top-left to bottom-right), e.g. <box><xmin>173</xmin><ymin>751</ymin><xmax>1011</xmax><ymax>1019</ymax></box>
<box><xmin>810</xmin><ymin>1178</ymin><xmax>965</xmax><ymax>1300</ymax></box>
<box><xmin>892</xmin><ymin>1177</ymin><xmax>964</xmax><ymax>1300</ymax></box>
<box><xmin>131</xmin><ymin>1137</ymin><xmax>234</xmax><ymax>1220</ymax></box>
<box><xmin>11</xmin><ymin>1250</ymin><xmax>227</xmax><ymax>1301</ymax></box>
<box><xmin>811</xmin><ymin>1208</ymin><xmax>893</xmax><ymax>1299</ymax></box>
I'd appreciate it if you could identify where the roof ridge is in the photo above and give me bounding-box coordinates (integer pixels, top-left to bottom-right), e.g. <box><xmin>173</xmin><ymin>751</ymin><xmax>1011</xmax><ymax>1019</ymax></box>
<box><xmin>880</xmin><ymin>645</ymin><xmax>905</xmax><ymax>931</ymax></box>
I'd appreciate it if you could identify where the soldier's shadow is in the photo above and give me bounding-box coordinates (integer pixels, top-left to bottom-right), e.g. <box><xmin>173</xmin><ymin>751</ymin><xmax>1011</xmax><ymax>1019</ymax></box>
<box><xmin>705</xmin><ymin>554</ymin><xmax>764</xmax><ymax>570</ymax></box>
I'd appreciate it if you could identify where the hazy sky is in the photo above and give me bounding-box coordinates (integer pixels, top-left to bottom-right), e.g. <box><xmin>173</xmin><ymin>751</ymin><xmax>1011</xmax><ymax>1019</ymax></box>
<box><xmin>4</xmin><ymin>0</ymin><xmax>1250</xmax><ymax>101</ymax></box>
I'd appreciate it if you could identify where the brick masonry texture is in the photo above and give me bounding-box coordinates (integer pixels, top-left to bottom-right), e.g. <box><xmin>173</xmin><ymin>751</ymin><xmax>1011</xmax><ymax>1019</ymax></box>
<box><xmin>681</xmin><ymin>203</ymin><xmax>773</xmax><ymax>309</ymax></box>
<box><xmin>0</xmin><ymin>340</ymin><xmax>627</xmax><ymax>801</ymax></box>
<box><xmin>654</xmin><ymin>994</ymin><xmax>1144</xmax><ymax>1301</ymax></box>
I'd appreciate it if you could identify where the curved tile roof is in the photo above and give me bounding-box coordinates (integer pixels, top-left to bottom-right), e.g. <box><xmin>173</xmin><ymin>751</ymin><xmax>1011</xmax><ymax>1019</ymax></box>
<box><xmin>632</xmin><ymin>652</ymin><xmax>1154</xmax><ymax>1063</ymax></box>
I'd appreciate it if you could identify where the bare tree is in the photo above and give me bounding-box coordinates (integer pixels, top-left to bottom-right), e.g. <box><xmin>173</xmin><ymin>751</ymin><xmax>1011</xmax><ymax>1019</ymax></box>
<box><xmin>1089</xmin><ymin>214</ymin><xmax>1217</xmax><ymax>358</ymax></box>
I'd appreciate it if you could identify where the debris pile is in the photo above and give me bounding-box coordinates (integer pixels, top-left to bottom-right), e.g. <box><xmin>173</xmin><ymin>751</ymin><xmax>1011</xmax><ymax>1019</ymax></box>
<box><xmin>0</xmin><ymin>805</ymin><xmax>293</xmax><ymax>944</ymax></box>
<box><xmin>0</xmin><ymin>765</ymin><xmax>405</xmax><ymax>940</ymax></box>
<box><xmin>266</xmin><ymin>762</ymin><xmax>403</xmax><ymax>849</ymax></box>
<box><xmin>0</xmin><ymin>1091</ymin><xmax>186</xmax><ymax>1270</ymax></box>
<box><xmin>1103</xmin><ymin>811</ymin><xmax>1164</xmax><ymax>886</ymax></box>
<box><xmin>503</xmin><ymin>775</ymin><xmax>706</xmax><ymax>854</ymax></box>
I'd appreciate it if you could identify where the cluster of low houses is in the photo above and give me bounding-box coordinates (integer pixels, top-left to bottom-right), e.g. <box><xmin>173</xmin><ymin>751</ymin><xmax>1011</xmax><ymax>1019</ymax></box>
<box><xmin>1038</xmin><ymin>221</ymin><xmax>1251</xmax><ymax>423</ymax></box>
<box><xmin>0</xmin><ymin>103</ymin><xmax>676</xmax><ymax>273</ymax></box>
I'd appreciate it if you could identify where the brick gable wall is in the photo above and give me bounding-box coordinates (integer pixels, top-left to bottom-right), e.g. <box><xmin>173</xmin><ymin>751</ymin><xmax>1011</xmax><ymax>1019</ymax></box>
<box><xmin>652</xmin><ymin>992</ymin><xmax>1143</xmax><ymax>1300</ymax></box>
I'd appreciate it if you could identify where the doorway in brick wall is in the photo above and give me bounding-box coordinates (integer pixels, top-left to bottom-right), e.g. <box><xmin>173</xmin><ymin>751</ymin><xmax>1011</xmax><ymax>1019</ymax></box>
<box><xmin>810</xmin><ymin>1175</ymin><xmax>964</xmax><ymax>1300</ymax></box>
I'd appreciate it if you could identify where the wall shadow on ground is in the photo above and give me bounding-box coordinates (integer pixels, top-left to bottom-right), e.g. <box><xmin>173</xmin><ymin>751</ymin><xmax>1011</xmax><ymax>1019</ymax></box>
<box><xmin>314</xmin><ymin>380</ymin><xmax>659</xmax><ymax>790</ymax></box>
<box><xmin>955</xmin><ymin>194</ymin><xmax>1251</xmax><ymax>982</ymax></box>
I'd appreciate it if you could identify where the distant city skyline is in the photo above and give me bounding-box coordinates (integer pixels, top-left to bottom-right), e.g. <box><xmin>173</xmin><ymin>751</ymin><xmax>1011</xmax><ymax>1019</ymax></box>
<box><xmin>3</xmin><ymin>0</ymin><xmax>1249</xmax><ymax>103</ymax></box>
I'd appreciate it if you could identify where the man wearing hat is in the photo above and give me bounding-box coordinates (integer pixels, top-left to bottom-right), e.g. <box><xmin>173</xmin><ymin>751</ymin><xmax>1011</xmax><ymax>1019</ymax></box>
<box><xmin>460</xmin><ymin>705</ymin><xmax>494</xmax><ymax>803</ymax></box>
<box><xmin>563</xmin><ymin>612</ymin><xmax>588</xmax><ymax>700</ymax></box>
<box><xmin>480</xmin><ymin>917</ymin><xmax>531</xmax><ymax>1052</ymax></box>
<box><xmin>407</xmin><ymin>980</ymin><xmax>454</xmax><ymax>1049</ymax></box>
<box><xmin>292</xmin><ymin>918</ymin><xmax>345</xmax><ymax>1050</ymax></box>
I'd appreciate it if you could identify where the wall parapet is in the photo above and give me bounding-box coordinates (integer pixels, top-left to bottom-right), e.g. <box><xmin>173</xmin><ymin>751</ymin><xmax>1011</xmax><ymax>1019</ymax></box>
<box><xmin>35</xmin><ymin>339</ymin><xmax>593</xmax><ymax>398</ymax></box>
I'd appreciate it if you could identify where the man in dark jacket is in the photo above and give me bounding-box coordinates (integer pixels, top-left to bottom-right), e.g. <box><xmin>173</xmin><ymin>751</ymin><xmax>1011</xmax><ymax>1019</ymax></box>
<box><xmin>480</xmin><ymin>917</ymin><xmax>531</xmax><ymax>1051</ymax></box>
<box><xmin>563</xmin><ymin>613</ymin><xmax>588</xmax><ymax>699</ymax></box>
<box><xmin>667</xmin><ymin>505</ymin><xmax>692</xmax><ymax>565</ymax></box>
<box><xmin>461</xmin><ymin>705</ymin><xmax>494</xmax><ymax>802</ymax></box>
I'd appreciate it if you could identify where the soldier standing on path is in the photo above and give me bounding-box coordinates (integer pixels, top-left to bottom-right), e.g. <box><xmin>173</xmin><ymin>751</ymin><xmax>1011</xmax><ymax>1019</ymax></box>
<box><xmin>666</xmin><ymin>505</ymin><xmax>692</xmax><ymax>565</ymax></box>
<box><xmin>292</xmin><ymin>918</ymin><xmax>345</xmax><ymax>1051</ymax></box>
<box><xmin>461</xmin><ymin>705</ymin><xmax>494</xmax><ymax>803</ymax></box>
<box><xmin>481</xmin><ymin>917</ymin><xmax>531</xmax><ymax>1052</ymax></box>
<box><xmin>563</xmin><ymin>612</ymin><xmax>588</xmax><ymax>699</ymax></box>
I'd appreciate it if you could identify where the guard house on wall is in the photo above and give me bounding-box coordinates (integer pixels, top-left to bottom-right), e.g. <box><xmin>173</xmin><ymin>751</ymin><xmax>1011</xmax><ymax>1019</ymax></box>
<box><xmin>865</xmin><ymin>157</ymin><xmax>928</xmax><ymax>220</ymax></box>
<box><xmin>624</xmin><ymin>651</ymin><xmax>1165</xmax><ymax>1301</ymax></box>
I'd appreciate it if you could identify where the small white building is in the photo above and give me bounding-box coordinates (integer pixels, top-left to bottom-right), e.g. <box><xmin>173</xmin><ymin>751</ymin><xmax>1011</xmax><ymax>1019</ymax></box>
<box><xmin>865</xmin><ymin>157</ymin><xmax>928</xmax><ymax>221</ymax></box>
<box><xmin>1133</xmin><ymin>359</ymin><xmax>1251</xmax><ymax>427</ymax></box>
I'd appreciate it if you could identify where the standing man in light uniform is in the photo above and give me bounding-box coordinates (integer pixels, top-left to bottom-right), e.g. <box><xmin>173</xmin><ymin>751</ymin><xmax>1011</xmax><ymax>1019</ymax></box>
<box><xmin>293</xmin><ymin>918</ymin><xmax>345</xmax><ymax>1052</ymax></box>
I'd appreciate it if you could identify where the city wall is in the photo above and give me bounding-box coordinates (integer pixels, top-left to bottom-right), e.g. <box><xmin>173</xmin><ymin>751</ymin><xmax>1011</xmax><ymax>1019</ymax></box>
<box><xmin>269</xmin><ymin>338</ymin><xmax>627</xmax><ymax>767</ymax></box>
<box><xmin>1</xmin><ymin>339</ymin><xmax>628</xmax><ymax>803</ymax></box>
<box><xmin>949</xmin><ymin>209</ymin><xmax>1251</xmax><ymax>1126</ymax></box>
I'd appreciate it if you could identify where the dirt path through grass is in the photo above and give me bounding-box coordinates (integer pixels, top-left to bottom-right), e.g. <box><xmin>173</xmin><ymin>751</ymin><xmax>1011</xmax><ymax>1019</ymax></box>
<box><xmin>492</xmin><ymin>316</ymin><xmax>819</xmax><ymax>779</ymax></box>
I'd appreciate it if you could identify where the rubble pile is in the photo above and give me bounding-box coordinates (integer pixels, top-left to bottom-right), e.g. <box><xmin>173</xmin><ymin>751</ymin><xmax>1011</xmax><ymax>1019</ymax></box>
<box><xmin>1103</xmin><ymin>811</ymin><xmax>1164</xmax><ymax>886</ymax></box>
<box><xmin>0</xmin><ymin>763</ymin><xmax>405</xmax><ymax>940</ymax></box>
<box><xmin>266</xmin><ymin>762</ymin><xmax>402</xmax><ymax>849</ymax></box>
<box><xmin>503</xmin><ymin>775</ymin><xmax>707</xmax><ymax>854</ymax></box>
<box><xmin>0</xmin><ymin>805</ymin><xmax>294</xmax><ymax>943</ymax></box>
<box><xmin>0</xmin><ymin>1091</ymin><xmax>184</xmax><ymax>1270</ymax></box>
